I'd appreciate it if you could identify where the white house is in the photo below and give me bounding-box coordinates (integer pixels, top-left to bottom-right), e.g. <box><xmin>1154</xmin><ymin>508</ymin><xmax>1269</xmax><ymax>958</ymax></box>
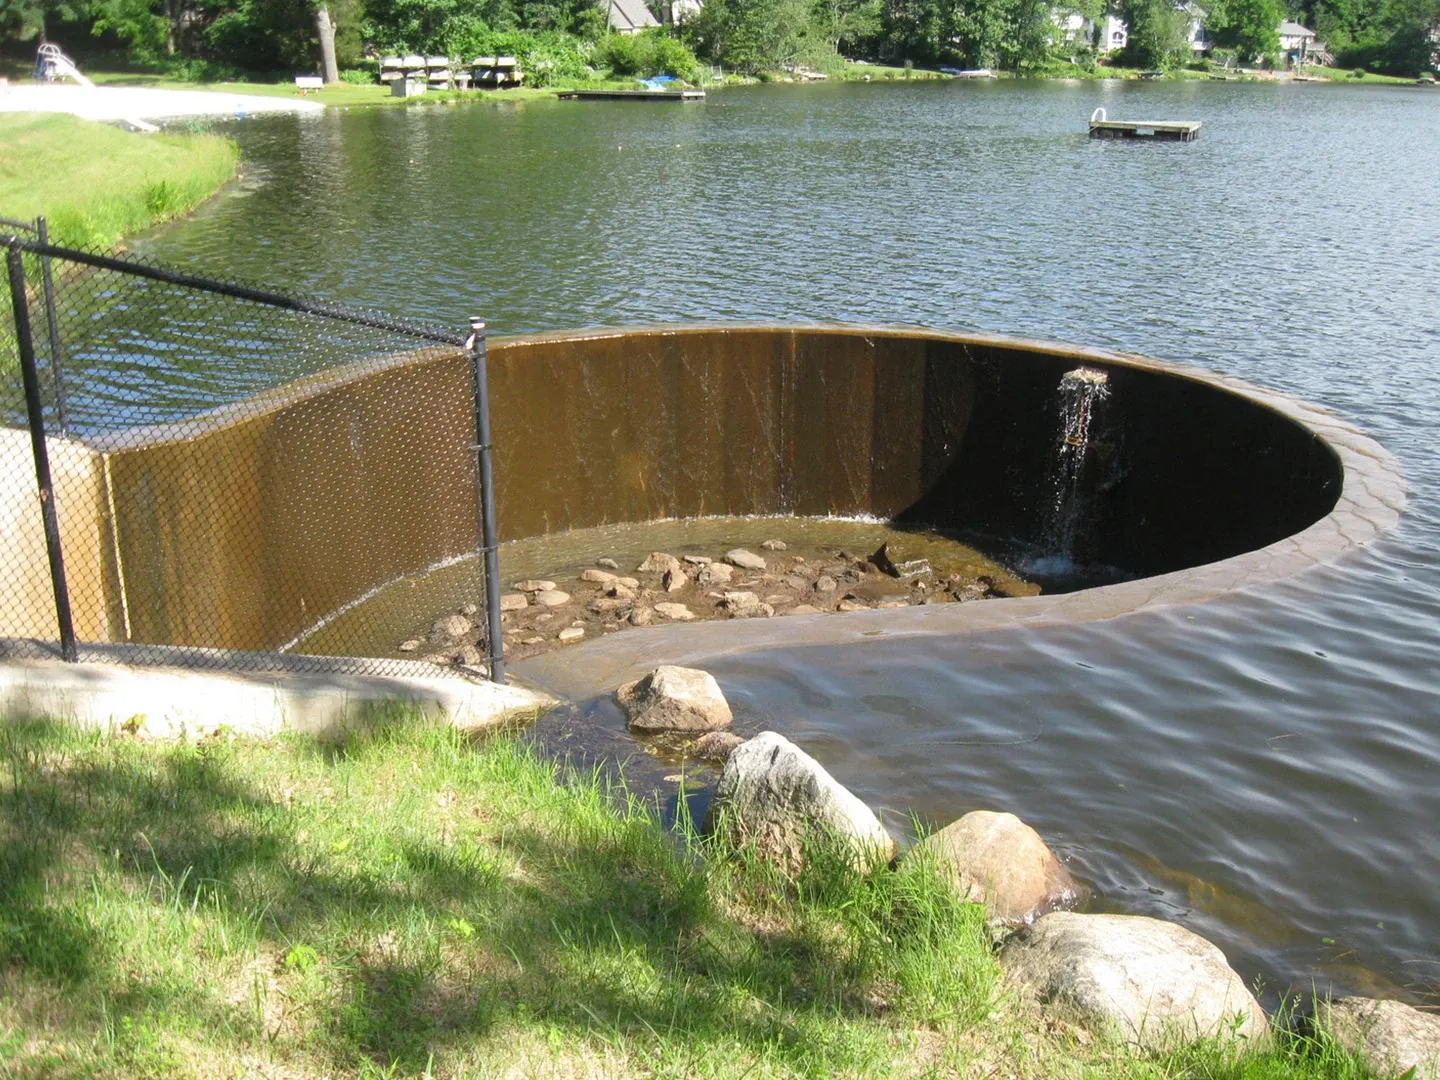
<box><xmin>607</xmin><ymin>0</ymin><xmax>660</xmax><ymax>33</ymax></box>
<box><xmin>1278</xmin><ymin>20</ymin><xmax>1316</xmax><ymax>62</ymax></box>
<box><xmin>1058</xmin><ymin>4</ymin><xmax>1208</xmax><ymax>56</ymax></box>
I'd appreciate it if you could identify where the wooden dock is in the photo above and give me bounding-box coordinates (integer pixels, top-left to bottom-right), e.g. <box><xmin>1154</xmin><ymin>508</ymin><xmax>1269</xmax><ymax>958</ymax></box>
<box><xmin>557</xmin><ymin>89</ymin><xmax>705</xmax><ymax>102</ymax></box>
<box><xmin>1089</xmin><ymin>109</ymin><xmax>1202</xmax><ymax>141</ymax></box>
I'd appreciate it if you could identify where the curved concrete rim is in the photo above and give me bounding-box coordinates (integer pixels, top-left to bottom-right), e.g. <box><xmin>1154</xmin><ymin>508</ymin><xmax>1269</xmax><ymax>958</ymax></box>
<box><xmin>506</xmin><ymin>323</ymin><xmax>1407</xmax><ymax>698</ymax></box>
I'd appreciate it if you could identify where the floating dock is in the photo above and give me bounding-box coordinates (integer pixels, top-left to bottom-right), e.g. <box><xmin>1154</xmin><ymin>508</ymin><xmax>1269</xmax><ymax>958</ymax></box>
<box><xmin>1089</xmin><ymin>108</ymin><xmax>1201</xmax><ymax>141</ymax></box>
<box><xmin>557</xmin><ymin>89</ymin><xmax>705</xmax><ymax>102</ymax></box>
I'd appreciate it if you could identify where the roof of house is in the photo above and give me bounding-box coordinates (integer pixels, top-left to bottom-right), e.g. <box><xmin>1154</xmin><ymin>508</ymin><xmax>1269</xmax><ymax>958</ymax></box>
<box><xmin>1278</xmin><ymin>20</ymin><xmax>1315</xmax><ymax>37</ymax></box>
<box><xmin>609</xmin><ymin>0</ymin><xmax>660</xmax><ymax>30</ymax></box>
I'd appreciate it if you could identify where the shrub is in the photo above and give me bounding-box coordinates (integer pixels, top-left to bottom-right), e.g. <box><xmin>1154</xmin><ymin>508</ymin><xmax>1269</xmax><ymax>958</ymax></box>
<box><xmin>1351</xmin><ymin>66</ymin><xmax>1366</xmax><ymax>77</ymax></box>
<box><xmin>597</xmin><ymin>29</ymin><xmax>700</xmax><ymax>79</ymax></box>
<box><xmin>339</xmin><ymin>68</ymin><xmax>375</xmax><ymax>84</ymax></box>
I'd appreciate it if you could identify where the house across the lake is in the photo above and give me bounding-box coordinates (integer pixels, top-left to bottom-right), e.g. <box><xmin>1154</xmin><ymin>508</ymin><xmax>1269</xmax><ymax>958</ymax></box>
<box><xmin>1278</xmin><ymin>21</ymin><xmax>1317</xmax><ymax>63</ymax></box>
<box><xmin>607</xmin><ymin>0</ymin><xmax>660</xmax><ymax>33</ymax></box>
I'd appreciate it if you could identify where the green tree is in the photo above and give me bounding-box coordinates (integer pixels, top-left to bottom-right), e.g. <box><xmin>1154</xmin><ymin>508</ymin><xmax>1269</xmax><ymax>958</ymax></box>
<box><xmin>1212</xmin><ymin>0</ymin><xmax>1282</xmax><ymax>57</ymax></box>
<box><xmin>1118</xmin><ymin>0</ymin><xmax>1189</xmax><ymax>64</ymax></box>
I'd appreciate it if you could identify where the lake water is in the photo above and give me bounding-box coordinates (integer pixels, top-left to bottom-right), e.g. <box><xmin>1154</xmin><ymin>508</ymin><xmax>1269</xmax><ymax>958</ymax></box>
<box><xmin>136</xmin><ymin>80</ymin><xmax>1440</xmax><ymax>1002</ymax></box>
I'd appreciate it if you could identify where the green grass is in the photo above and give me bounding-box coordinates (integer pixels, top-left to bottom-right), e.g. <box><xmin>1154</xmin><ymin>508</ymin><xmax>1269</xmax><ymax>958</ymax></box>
<box><xmin>0</xmin><ymin>713</ymin><xmax>1388</xmax><ymax>1078</ymax></box>
<box><xmin>0</xmin><ymin>112</ymin><xmax>239</xmax><ymax>251</ymax></box>
<box><xmin>1295</xmin><ymin>64</ymin><xmax>1417</xmax><ymax>83</ymax></box>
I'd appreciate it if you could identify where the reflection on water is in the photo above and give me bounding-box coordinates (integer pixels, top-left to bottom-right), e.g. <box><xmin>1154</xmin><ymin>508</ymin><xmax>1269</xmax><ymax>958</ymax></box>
<box><xmin>132</xmin><ymin>81</ymin><xmax>1440</xmax><ymax>1003</ymax></box>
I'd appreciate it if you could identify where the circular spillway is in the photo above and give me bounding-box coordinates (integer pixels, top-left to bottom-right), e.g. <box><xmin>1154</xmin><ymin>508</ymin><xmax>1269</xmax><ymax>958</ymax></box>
<box><xmin>17</xmin><ymin>324</ymin><xmax>1396</xmax><ymax>666</ymax></box>
<box><xmin>463</xmin><ymin>325</ymin><xmax>1400</xmax><ymax>688</ymax></box>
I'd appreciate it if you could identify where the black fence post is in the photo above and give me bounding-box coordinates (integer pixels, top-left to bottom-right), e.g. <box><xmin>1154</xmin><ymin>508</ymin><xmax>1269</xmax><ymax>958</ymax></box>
<box><xmin>7</xmin><ymin>244</ymin><xmax>78</xmax><ymax>662</ymax></box>
<box><xmin>469</xmin><ymin>318</ymin><xmax>505</xmax><ymax>683</ymax></box>
<box><xmin>34</xmin><ymin>216</ymin><xmax>70</xmax><ymax>435</ymax></box>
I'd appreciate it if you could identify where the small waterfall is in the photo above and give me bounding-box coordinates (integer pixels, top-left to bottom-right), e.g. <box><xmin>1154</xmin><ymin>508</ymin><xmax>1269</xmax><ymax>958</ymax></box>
<box><xmin>1039</xmin><ymin>366</ymin><xmax>1110</xmax><ymax>572</ymax></box>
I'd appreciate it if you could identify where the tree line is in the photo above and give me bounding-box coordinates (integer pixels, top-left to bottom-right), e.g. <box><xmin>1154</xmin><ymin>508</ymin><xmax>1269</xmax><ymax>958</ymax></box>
<box><xmin>3</xmin><ymin>0</ymin><xmax>1435</xmax><ymax>80</ymax></box>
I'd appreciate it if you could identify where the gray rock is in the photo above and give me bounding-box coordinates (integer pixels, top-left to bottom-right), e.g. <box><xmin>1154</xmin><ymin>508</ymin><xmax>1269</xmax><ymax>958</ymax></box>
<box><xmin>761</xmin><ymin>539</ymin><xmax>787</xmax><ymax>551</ymax></box>
<box><xmin>682</xmin><ymin>554</ymin><xmax>713</xmax><ymax>566</ymax></box>
<box><xmin>588</xmin><ymin>597</ymin><xmax>631</xmax><ymax>614</ymax></box>
<box><xmin>637</xmin><ymin>552</ymin><xmax>682</xmax><ymax>575</ymax></box>
<box><xmin>499</xmin><ymin>592</ymin><xmax>529</xmax><ymax>612</ymax></box>
<box><xmin>520</xmin><ymin>636</ymin><xmax>545</xmax><ymax>645</ymax></box>
<box><xmin>814</xmin><ymin>575</ymin><xmax>838</xmax><ymax>594</ymax></box>
<box><xmin>618</xmin><ymin>665</ymin><xmax>733</xmax><ymax>733</ymax></box>
<box><xmin>616</xmin><ymin>576</ymin><xmax>640</xmax><ymax>589</ymax></box>
<box><xmin>654</xmin><ymin>602</ymin><xmax>694</xmax><ymax>621</ymax></box>
<box><xmin>724</xmin><ymin>548</ymin><xmax>767</xmax><ymax>571</ymax></box>
<box><xmin>514</xmin><ymin>579</ymin><xmax>557</xmax><ymax>593</ymax></box>
<box><xmin>720</xmin><ymin>591</ymin><xmax>774</xmax><ymax>619</ymax></box>
<box><xmin>460</xmin><ymin>603</ymin><xmax>478</xmax><ymax>616</ymax></box>
<box><xmin>1000</xmin><ymin>912</ymin><xmax>1268</xmax><ymax>1050</ymax></box>
<box><xmin>581</xmin><ymin>568</ymin><xmax>617</xmax><ymax>583</ymax></box>
<box><xmin>398</xmin><ymin>638</ymin><xmax>423</xmax><ymax>652</ymax></box>
<box><xmin>534</xmin><ymin>590</ymin><xmax>571</xmax><ymax>607</ymax></box>
<box><xmin>596</xmin><ymin>557</ymin><xmax>620</xmax><ymax>569</ymax></box>
<box><xmin>1322</xmin><ymin>998</ymin><xmax>1440</xmax><ymax>1080</ymax></box>
<box><xmin>786</xmin><ymin>604</ymin><xmax>823</xmax><ymax>615</ymax></box>
<box><xmin>691</xmin><ymin>730</ymin><xmax>745</xmax><ymax>763</ymax></box>
<box><xmin>913</xmin><ymin>810</ymin><xmax>1083</xmax><ymax>925</ymax></box>
<box><xmin>430</xmin><ymin>614</ymin><xmax>473</xmax><ymax>643</ymax></box>
<box><xmin>836</xmin><ymin>598</ymin><xmax>869</xmax><ymax>612</ymax></box>
<box><xmin>558</xmin><ymin>626</ymin><xmax>585</xmax><ymax>643</ymax></box>
<box><xmin>704</xmin><ymin>731</ymin><xmax>893</xmax><ymax>872</ymax></box>
<box><xmin>607</xmin><ymin>582</ymin><xmax>636</xmax><ymax>600</ymax></box>
<box><xmin>663</xmin><ymin>567</ymin><xmax>688</xmax><ymax>592</ymax></box>
<box><xmin>456</xmin><ymin>643</ymin><xmax>485</xmax><ymax>666</ymax></box>
<box><xmin>697</xmin><ymin>562</ymin><xmax>733</xmax><ymax>587</ymax></box>
<box><xmin>629</xmin><ymin>607</ymin><xmax>655</xmax><ymax>626</ymax></box>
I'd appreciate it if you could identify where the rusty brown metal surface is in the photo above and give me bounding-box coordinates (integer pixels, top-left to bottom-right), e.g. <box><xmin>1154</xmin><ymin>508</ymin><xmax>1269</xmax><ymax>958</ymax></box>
<box><xmin>7</xmin><ymin>325</ymin><xmax>1390</xmax><ymax>662</ymax></box>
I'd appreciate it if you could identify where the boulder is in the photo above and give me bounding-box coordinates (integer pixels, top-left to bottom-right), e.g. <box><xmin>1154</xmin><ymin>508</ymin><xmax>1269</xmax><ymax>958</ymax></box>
<box><xmin>618</xmin><ymin>666</ymin><xmax>733</xmax><ymax>733</ymax></box>
<box><xmin>697</xmin><ymin>562</ymin><xmax>734</xmax><ymax>586</ymax></box>
<box><xmin>654</xmin><ymin>602</ymin><xmax>694</xmax><ymax>621</ymax></box>
<box><xmin>514</xmin><ymin>579</ymin><xmax>556</xmax><ymax>592</ymax></box>
<box><xmin>724</xmin><ymin>548</ymin><xmax>767</xmax><ymax>571</ymax></box>
<box><xmin>499</xmin><ymin>592</ymin><xmax>529</xmax><ymax>612</ymax></box>
<box><xmin>398</xmin><ymin>638</ymin><xmax>422</xmax><ymax>652</ymax></box>
<box><xmin>534</xmin><ymin>590</ymin><xmax>571</xmax><ymax>607</ymax></box>
<box><xmin>629</xmin><ymin>607</ymin><xmax>655</xmax><ymax>626</ymax></box>
<box><xmin>704</xmin><ymin>731</ymin><xmax>893</xmax><ymax>872</ymax></box>
<box><xmin>682</xmin><ymin>554</ymin><xmax>712</xmax><ymax>566</ymax></box>
<box><xmin>429</xmin><ymin>613</ymin><xmax>473</xmax><ymax>643</ymax></box>
<box><xmin>814</xmin><ymin>575</ymin><xmax>838</xmax><ymax>594</ymax></box>
<box><xmin>558</xmin><ymin>626</ymin><xmax>585</xmax><ymax>643</ymax></box>
<box><xmin>1000</xmin><ymin>912</ymin><xmax>1268</xmax><ymax>1050</ymax></box>
<box><xmin>581</xmin><ymin>568</ymin><xmax>617</xmax><ymax>583</ymax></box>
<box><xmin>761</xmin><ymin>539</ymin><xmax>787</xmax><ymax>551</ymax></box>
<box><xmin>719</xmin><ymin>591</ymin><xmax>774</xmax><ymax>619</ymax></box>
<box><xmin>456</xmin><ymin>643</ymin><xmax>485</xmax><ymax>666</ymax></box>
<box><xmin>663</xmin><ymin>567</ymin><xmax>688</xmax><ymax>592</ymax></box>
<box><xmin>912</xmin><ymin>810</ymin><xmax>1082</xmax><ymax>925</ymax></box>
<box><xmin>786</xmin><ymin>604</ymin><xmax>823</xmax><ymax>615</ymax></box>
<box><xmin>691</xmin><ymin>731</ymin><xmax>745</xmax><ymax>763</ymax></box>
<box><xmin>638</xmin><ymin>552</ymin><xmax>683</xmax><ymax>575</ymax></box>
<box><xmin>1322</xmin><ymin>998</ymin><xmax>1440</xmax><ymax>1080</ymax></box>
<box><xmin>596</xmin><ymin>557</ymin><xmax>620</xmax><ymax>569</ymax></box>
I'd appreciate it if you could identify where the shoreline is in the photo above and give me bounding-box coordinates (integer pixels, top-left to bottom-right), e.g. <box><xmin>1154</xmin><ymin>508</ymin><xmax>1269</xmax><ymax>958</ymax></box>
<box><xmin>0</xmin><ymin>111</ymin><xmax>239</xmax><ymax>251</ymax></box>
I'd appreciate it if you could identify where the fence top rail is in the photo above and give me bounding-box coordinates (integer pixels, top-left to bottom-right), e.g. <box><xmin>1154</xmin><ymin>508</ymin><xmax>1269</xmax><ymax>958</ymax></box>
<box><xmin>0</xmin><ymin>217</ymin><xmax>38</xmax><ymax>234</ymax></box>
<box><xmin>2</xmin><ymin>235</ymin><xmax>469</xmax><ymax>347</ymax></box>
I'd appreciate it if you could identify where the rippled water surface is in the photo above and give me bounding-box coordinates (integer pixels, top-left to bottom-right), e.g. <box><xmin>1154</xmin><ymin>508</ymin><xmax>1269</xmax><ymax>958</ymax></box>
<box><xmin>138</xmin><ymin>81</ymin><xmax>1440</xmax><ymax>1000</ymax></box>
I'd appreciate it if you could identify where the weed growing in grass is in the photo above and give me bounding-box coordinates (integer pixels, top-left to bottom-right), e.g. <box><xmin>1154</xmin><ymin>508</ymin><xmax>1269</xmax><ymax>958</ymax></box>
<box><xmin>0</xmin><ymin>713</ymin><xmax>1391</xmax><ymax>1079</ymax></box>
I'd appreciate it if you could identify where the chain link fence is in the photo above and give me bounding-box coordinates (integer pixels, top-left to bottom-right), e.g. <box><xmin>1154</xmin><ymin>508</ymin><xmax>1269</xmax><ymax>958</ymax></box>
<box><xmin>1</xmin><ymin>235</ymin><xmax>504</xmax><ymax>682</ymax></box>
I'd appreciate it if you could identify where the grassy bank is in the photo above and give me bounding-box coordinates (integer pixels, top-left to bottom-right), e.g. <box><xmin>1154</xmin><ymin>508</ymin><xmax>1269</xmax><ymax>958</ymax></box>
<box><xmin>0</xmin><ymin>713</ymin><xmax>1384</xmax><ymax>1078</ymax></box>
<box><xmin>0</xmin><ymin>113</ymin><xmax>239</xmax><ymax>250</ymax></box>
